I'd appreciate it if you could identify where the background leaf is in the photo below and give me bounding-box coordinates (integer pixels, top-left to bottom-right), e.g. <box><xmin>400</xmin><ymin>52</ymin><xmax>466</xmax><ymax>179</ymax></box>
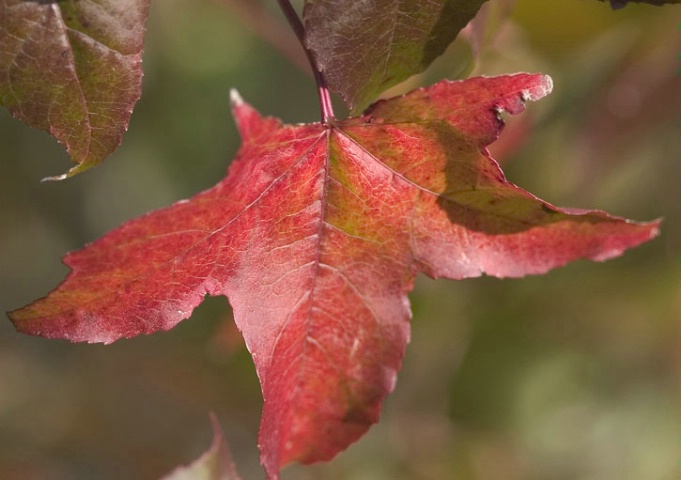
<box><xmin>161</xmin><ymin>414</ymin><xmax>241</xmax><ymax>480</ymax></box>
<box><xmin>303</xmin><ymin>0</ymin><xmax>488</xmax><ymax>113</ymax></box>
<box><xmin>463</xmin><ymin>0</ymin><xmax>517</xmax><ymax>58</ymax></box>
<box><xmin>0</xmin><ymin>0</ymin><xmax>148</xmax><ymax>179</ymax></box>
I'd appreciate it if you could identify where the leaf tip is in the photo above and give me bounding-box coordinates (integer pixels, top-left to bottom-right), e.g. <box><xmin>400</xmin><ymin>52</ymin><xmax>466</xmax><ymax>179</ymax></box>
<box><xmin>230</xmin><ymin>88</ymin><xmax>260</xmax><ymax>139</ymax></box>
<box><xmin>230</xmin><ymin>90</ymin><xmax>281</xmax><ymax>142</ymax></box>
<box><xmin>40</xmin><ymin>173</ymin><xmax>69</xmax><ymax>183</ymax></box>
<box><xmin>644</xmin><ymin>218</ymin><xmax>662</xmax><ymax>240</ymax></box>
<box><xmin>230</xmin><ymin>88</ymin><xmax>244</xmax><ymax>108</ymax></box>
<box><xmin>521</xmin><ymin>74</ymin><xmax>553</xmax><ymax>102</ymax></box>
<box><xmin>40</xmin><ymin>160</ymin><xmax>94</xmax><ymax>182</ymax></box>
<box><xmin>160</xmin><ymin>413</ymin><xmax>242</xmax><ymax>480</ymax></box>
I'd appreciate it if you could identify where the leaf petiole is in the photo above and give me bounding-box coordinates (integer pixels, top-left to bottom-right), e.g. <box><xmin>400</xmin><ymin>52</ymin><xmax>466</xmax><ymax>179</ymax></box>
<box><xmin>276</xmin><ymin>0</ymin><xmax>335</xmax><ymax>123</ymax></box>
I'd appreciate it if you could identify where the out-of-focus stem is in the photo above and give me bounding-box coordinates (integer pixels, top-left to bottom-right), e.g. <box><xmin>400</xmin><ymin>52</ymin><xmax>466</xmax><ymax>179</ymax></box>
<box><xmin>275</xmin><ymin>0</ymin><xmax>335</xmax><ymax>123</ymax></box>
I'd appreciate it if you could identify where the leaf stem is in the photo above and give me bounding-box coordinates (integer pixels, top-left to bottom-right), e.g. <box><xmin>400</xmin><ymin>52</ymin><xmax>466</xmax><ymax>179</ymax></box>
<box><xmin>276</xmin><ymin>0</ymin><xmax>335</xmax><ymax>123</ymax></box>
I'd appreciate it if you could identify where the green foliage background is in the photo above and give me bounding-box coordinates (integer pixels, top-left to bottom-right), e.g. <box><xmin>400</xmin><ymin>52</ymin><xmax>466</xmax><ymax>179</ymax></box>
<box><xmin>0</xmin><ymin>1</ymin><xmax>677</xmax><ymax>478</ymax></box>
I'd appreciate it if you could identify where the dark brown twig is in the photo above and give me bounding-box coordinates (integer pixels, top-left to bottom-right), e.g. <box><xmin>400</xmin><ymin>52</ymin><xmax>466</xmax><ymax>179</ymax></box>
<box><xmin>275</xmin><ymin>0</ymin><xmax>335</xmax><ymax>123</ymax></box>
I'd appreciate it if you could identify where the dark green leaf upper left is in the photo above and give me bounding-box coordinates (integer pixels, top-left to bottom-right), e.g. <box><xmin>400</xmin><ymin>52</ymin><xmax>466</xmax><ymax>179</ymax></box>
<box><xmin>0</xmin><ymin>0</ymin><xmax>149</xmax><ymax>179</ymax></box>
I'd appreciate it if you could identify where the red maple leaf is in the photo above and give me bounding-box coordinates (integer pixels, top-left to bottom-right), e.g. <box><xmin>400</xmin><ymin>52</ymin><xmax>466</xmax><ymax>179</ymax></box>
<box><xmin>9</xmin><ymin>73</ymin><xmax>658</xmax><ymax>479</ymax></box>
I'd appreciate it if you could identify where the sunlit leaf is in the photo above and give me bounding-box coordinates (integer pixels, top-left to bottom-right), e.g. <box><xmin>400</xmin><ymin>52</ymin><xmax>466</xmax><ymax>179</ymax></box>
<box><xmin>10</xmin><ymin>74</ymin><xmax>658</xmax><ymax>479</ymax></box>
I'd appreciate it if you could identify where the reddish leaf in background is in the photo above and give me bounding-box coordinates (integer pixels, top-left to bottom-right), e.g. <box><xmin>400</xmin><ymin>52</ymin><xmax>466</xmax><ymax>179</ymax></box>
<box><xmin>161</xmin><ymin>415</ymin><xmax>241</xmax><ymax>480</ymax></box>
<box><xmin>0</xmin><ymin>0</ymin><xmax>148</xmax><ymax>179</ymax></box>
<box><xmin>9</xmin><ymin>74</ymin><xmax>658</xmax><ymax>479</ymax></box>
<box><xmin>463</xmin><ymin>0</ymin><xmax>517</xmax><ymax>58</ymax></box>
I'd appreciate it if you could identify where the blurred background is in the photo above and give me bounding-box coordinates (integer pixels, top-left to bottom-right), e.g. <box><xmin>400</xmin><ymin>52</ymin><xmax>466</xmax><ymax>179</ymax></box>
<box><xmin>0</xmin><ymin>0</ymin><xmax>678</xmax><ymax>479</ymax></box>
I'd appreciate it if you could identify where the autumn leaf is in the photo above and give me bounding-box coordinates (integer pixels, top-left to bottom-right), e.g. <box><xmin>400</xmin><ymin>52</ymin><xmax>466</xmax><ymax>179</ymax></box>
<box><xmin>0</xmin><ymin>0</ymin><xmax>148</xmax><ymax>180</ymax></box>
<box><xmin>161</xmin><ymin>414</ymin><xmax>241</xmax><ymax>480</ymax></box>
<box><xmin>9</xmin><ymin>74</ymin><xmax>658</xmax><ymax>479</ymax></box>
<box><xmin>303</xmin><ymin>0</ymin><xmax>489</xmax><ymax>113</ymax></box>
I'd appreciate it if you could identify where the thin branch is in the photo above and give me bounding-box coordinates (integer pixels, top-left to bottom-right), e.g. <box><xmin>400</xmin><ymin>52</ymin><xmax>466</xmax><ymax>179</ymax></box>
<box><xmin>275</xmin><ymin>0</ymin><xmax>335</xmax><ymax>123</ymax></box>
